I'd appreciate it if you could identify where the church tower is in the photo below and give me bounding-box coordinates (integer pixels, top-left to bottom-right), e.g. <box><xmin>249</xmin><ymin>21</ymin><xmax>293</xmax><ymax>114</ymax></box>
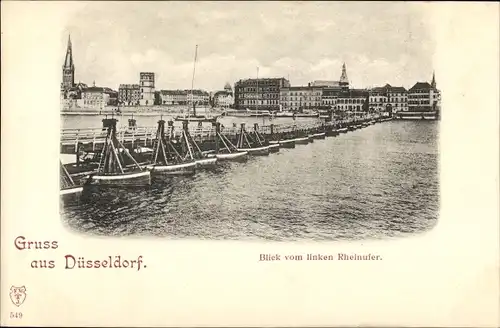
<box><xmin>339</xmin><ymin>63</ymin><xmax>349</xmax><ymax>90</ymax></box>
<box><xmin>431</xmin><ymin>71</ymin><xmax>436</xmax><ymax>89</ymax></box>
<box><xmin>62</xmin><ymin>34</ymin><xmax>75</xmax><ymax>90</ymax></box>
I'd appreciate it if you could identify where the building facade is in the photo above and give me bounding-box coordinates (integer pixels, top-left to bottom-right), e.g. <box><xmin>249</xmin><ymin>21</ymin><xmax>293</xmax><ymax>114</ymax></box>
<box><xmin>213</xmin><ymin>90</ymin><xmax>234</xmax><ymax>108</ymax></box>
<box><xmin>187</xmin><ymin>90</ymin><xmax>210</xmax><ymax>105</ymax></box>
<box><xmin>336</xmin><ymin>89</ymin><xmax>369</xmax><ymax>112</ymax></box>
<box><xmin>387</xmin><ymin>86</ymin><xmax>408</xmax><ymax>112</ymax></box>
<box><xmin>234</xmin><ymin>77</ymin><xmax>290</xmax><ymax>111</ymax></box>
<box><xmin>408</xmin><ymin>81</ymin><xmax>440</xmax><ymax>112</ymax></box>
<box><xmin>160</xmin><ymin>90</ymin><xmax>186</xmax><ymax>105</ymax></box>
<box><xmin>321</xmin><ymin>87</ymin><xmax>342</xmax><ymax>108</ymax></box>
<box><xmin>368</xmin><ymin>84</ymin><xmax>408</xmax><ymax>113</ymax></box>
<box><xmin>118</xmin><ymin>84</ymin><xmax>140</xmax><ymax>106</ymax></box>
<box><xmin>139</xmin><ymin>72</ymin><xmax>155</xmax><ymax>106</ymax></box>
<box><xmin>280</xmin><ymin>85</ymin><xmax>323</xmax><ymax>112</ymax></box>
<box><xmin>368</xmin><ymin>88</ymin><xmax>388</xmax><ymax>112</ymax></box>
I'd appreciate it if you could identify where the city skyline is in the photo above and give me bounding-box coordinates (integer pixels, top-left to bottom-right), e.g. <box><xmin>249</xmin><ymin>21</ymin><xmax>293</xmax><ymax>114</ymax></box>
<box><xmin>64</xmin><ymin>2</ymin><xmax>436</xmax><ymax>91</ymax></box>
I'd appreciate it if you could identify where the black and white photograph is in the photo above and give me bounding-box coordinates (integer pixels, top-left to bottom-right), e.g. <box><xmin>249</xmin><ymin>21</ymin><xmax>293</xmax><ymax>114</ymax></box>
<box><xmin>3</xmin><ymin>1</ymin><xmax>499</xmax><ymax>327</ymax></box>
<box><xmin>60</xmin><ymin>2</ymin><xmax>441</xmax><ymax>241</ymax></box>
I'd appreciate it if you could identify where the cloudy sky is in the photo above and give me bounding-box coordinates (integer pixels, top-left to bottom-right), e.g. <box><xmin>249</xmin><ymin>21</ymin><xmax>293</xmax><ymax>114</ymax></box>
<box><xmin>64</xmin><ymin>2</ymin><xmax>436</xmax><ymax>92</ymax></box>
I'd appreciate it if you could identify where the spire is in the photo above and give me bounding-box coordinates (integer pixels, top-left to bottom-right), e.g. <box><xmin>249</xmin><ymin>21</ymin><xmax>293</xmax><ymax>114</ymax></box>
<box><xmin>63</xmin><ymin>34</ymin><xmax>74</xmax><ymax>69</ymax></box>
<box><xmin>431</xmin><ymin>71</ymin><xmax>436</xmax><ymax>89</ymax></box>
<box><xmin>339</xmin><ymin>62</ymin><xmax>349</xmax><ymax>86</ymax></box>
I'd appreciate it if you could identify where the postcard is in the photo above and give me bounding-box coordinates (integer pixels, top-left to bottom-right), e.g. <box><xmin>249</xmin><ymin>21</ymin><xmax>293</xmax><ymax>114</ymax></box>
<box><xmin>1</xmin><ymin>1</ymin><xmax>499</xmax><ymax>327</ymax></box>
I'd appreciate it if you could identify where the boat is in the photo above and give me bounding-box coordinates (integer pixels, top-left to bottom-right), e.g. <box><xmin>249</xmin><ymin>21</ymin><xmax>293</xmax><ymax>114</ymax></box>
<box><xmin>293</xmin><ymin>136</ymin><xmax>310</xmax><ymax>145</ymax></box>
<box><xmin>221</xmin><ymin>109</ymin><xmax>254</xmax><ymax>117</ymax></box>
<box><xmin>311</xmin><ymin>132</ymin><xmax>326</xmax><ymax>139</ymax></box>
<box><xmin>85</xmin><ymin>120</ymin><xmax>151</xmax><ymax>187</ymax></box>
<box><xmin>268</xmin><ymin>143</ymin><xmax>280</xmax><ymax>153</ymax></box>
<box><xmin>174</xmin><ymin>114</ymin><xmax>218</xmax><ymax>123</ymax></box>
<box><xmin>235</xmin><ymin>123</ymin><xmax>270</xmax><ymax>156</ymax></box>
<box><xmin>146</xmin><ymin>119</ymin><xmax>196</xmax><ymax>176</ymax></box>
<box><xmin>215</xmin><ymin>151</ymin><xmax>248</xmax><ymax>161</ymax></box>
<box><xmin>212</xmin><ymin>122</ymin><xmax>249</xmax><ymax>162</ymax></box>
<box><xmin>274</xmin><ymin>111</ymin><xmax>295</xmax><ymax>118</ymax></box>
<box><xmin>270</xmin><ymin>138</ymin><xmax>295</xmax><ymax>148</ymax></box>
<box><xmin>178</xmin><ymin>120</ymin><xmax>218</xmax><ymax>169</ymax></box>
<box><xmin>60</xmin><ymin>160</ymin><xmax>84</xmax><ymax>196</ymax></box>
<box><xmin>325</xmin><ymin>129</ymin><xmax>339</xmax><ymax>137</ymax></box>
<box><xmin>236</xmin><ymin>145</ymin><xmax>270</xmax><ymax>156</ymax></box>
<box><xmin>338</xmin><ymin>127</ymin><xmax>348</xmax><ymax>133</ymax></box>
<box><xmin>174</xmin><ymin>45</ymin><xmax>218</xmax><ymax>124</ymax></box>
<box><xmin>294</xmin><ymin>113</ymin><xmax>320</xmax><ymax>118</ymax></box>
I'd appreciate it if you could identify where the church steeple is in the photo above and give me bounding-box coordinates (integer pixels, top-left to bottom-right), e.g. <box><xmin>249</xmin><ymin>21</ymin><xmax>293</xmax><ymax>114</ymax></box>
<box><xmin>339</xmin><ymin>62</ymin><xmax>349</xmax><ymax>90</ymax></box>
<box><xmin>431</xmin><ymin>71</ymin><xmax>436</xmax><ymax>89</ymax></box>
<box><xmin>62</xmin><ymin>34</ymin><xmax>75</xmax><ymax>90</ymax></box>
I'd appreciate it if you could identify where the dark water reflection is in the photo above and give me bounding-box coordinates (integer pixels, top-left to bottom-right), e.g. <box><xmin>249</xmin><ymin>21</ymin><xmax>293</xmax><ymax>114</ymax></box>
<box><xmin>61</xmin><ymin>120</ymin><xmax>439</xmax><ymax>241</ymax></box>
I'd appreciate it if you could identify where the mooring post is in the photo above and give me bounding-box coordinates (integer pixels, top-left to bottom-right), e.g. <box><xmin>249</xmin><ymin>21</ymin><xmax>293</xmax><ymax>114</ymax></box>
<box><xmin>76</xmin><ymin>142</ymin><xmax>80</xmax><ymax>167</ymax></box>
<box><xmin>167</xmin><ymin>120</ymin><xmax>174</xmax><ymax>140</ymax></box>
<box><xmin>214</xmin><ymin>122</ymin><xmax>220</xmax><ymax>153</ymax></box>
<box><xmin>238</xmin><ymin>123</ymin><xmax>246</xmax><ymax>148</ymax></box>
<box><xmin>158</xmin><ymin>119</ymin><xmax>166</xmax><ymax>140</ymax></box>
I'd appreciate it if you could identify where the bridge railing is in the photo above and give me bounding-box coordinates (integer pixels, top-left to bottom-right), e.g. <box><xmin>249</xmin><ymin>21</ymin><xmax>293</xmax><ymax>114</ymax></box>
<box><xmin>60</xmin><ymin>117</ymin><xmax>382</xmax><ymax>151</ymax></box>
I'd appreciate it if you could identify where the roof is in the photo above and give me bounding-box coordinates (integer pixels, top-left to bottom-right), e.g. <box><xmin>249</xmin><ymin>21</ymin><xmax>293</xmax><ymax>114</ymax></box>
<box><xmin>370</xmin><ymin>84</ymin><xmax>407</xmax><ymax>93</ymax></box>
<box><xmin>409</xmin><ymin>82</ymin><xmax>433</xmax><ymax>91</ymax></box>
<box><xmin>160</xmin><ymin>89</ymin><xmax>209</xmax><ymax>96</ymax></box>
<box><xmin>214</xmin><ymin>90</ymin><xmax>232</xmax><ymax>97</ymax></box>
<box><xmin>282</xmin><ymin>85</ymin><xmax>323</xmax><ymax>91</ymax></box>
<box><xmin>119</xmin><ymin>84</ymin><xmax>140</xmax><ymax>89</ymax></box>
<box><xmin>389</xmin><ymin>86</ymin><xmax>407</xmax><ymax>92</ymax></box>
<box><xmin>83</xmin><ymin>87</ymin><xmax>105</xmax><ymax>92</ymax></box>
<box><xmin>63</xmin><ymin>35</ymin><xmax>74</xmax><ymax>68</ymax></box>
<box><xmin>236</xmin><ymin>77</ymin><xmax>288</xmax><ymax>84</ymax></box>
<box><xmin>338</xmin><ymin>89</ymin><xmax>369</xmax><ymax>98</ymax></box>
<box><xmin>161</xmin><ymin>90</ymin><xmax>188</xmax><ymax>95</ymax></box>
<box><xmin>310</xmin><ymin>80</ymin><xmax>341</xmax><ymax>87</ymax></box>
<box><xmin>83</xmin><ymin>86</ymin><xmax>117</xmax><ymax>93</ymax></box>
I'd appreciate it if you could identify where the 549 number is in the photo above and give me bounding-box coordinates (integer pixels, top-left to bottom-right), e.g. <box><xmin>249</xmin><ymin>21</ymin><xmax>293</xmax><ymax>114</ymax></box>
<box><xmin>10</xmin><ymin>312</ymin><xmax>23</xmax><ymax>319</ymax></box>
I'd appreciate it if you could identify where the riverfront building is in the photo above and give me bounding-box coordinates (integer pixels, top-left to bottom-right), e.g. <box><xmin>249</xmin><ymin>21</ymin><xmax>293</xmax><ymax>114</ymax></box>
<box><xmin>234</xmin><ymin>77</ymin><xmax>290</xmax><ymax>111</ymax></box>
<box><xmin>408</xmin><ymin>73</ymin><xmax>441</xmax><ymax>112</ymax></box>
<box><xmin>368</xmin><ymin>84</ymin><xmax>407</xmax><ymax>113</ymax></box>
<box><xmin>159</xmin><ymin>89</ymin><xmax>209</xmax><ymax>105</ymax></box>
<box><xmin>118</xmin><ymin>84</ymin><xmax>141</xmax><ymax>106</ymax></box>
<box><xmin>139</xmin><ymin>72</ymin><xmax>155</xmax><ymax>106</ymax></box>
<box><xmin>368</xmin><ymin>87</ymin><xmax>388</xmax><ymax>112</ymax></box>
<box><xmin>280</xmin><ymin>85</ymin><xmax>323</xmax><ymax>112</ymax></box>
<box><xmin>336</xmin><ymin>89</ymin><xmax>369</xmax><ymax>112</ymax></box>
<box><xmin>386</xmin><ymin>85</ymin><xmax>408</xmax><ymax>113</ymax></box>
<box><xmin>80</xmin><ymin>84</ymin><xmax>118</xmax><ymax>109</ymax></box>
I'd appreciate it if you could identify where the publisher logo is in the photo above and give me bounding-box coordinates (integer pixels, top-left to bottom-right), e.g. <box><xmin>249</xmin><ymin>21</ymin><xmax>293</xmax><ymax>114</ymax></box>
<box><xmin>10</xmin><ymin>286</ymin><xmax>26</xmax><ymax>307</ymax></box>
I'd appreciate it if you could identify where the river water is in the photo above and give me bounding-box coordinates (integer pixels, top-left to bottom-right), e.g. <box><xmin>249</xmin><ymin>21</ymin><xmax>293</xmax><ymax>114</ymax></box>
<box><xmin>61</xmin><ymin>113</ymin><xmax>319</xmax><ymax>130</ymax></box>
<box><xmin>60</xmin><ymin>119</ymin><xmax>439</xmax><ymax>241</ymax></box>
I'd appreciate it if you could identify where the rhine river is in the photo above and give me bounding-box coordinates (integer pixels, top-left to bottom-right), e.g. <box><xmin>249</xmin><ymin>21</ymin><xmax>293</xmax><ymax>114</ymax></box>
<box><xmin>61</xmin><ymin>117</ymin><xmax>439</xmax><ymax>241</ymax></box>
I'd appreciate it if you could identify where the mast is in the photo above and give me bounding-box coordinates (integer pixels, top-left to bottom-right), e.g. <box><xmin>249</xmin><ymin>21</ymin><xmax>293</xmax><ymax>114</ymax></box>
<box><xmin>190</xmin><ymin>44</ymin><xmax>198</xmax><ymax>118</ymax></box>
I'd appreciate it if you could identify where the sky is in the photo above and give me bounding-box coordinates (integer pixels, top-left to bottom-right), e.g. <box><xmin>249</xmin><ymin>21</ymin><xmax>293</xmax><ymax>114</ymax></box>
<box><xmin>64</xmin><ymin>2</ymin><xmax>436</xmax><ymax>92</ymax></box>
